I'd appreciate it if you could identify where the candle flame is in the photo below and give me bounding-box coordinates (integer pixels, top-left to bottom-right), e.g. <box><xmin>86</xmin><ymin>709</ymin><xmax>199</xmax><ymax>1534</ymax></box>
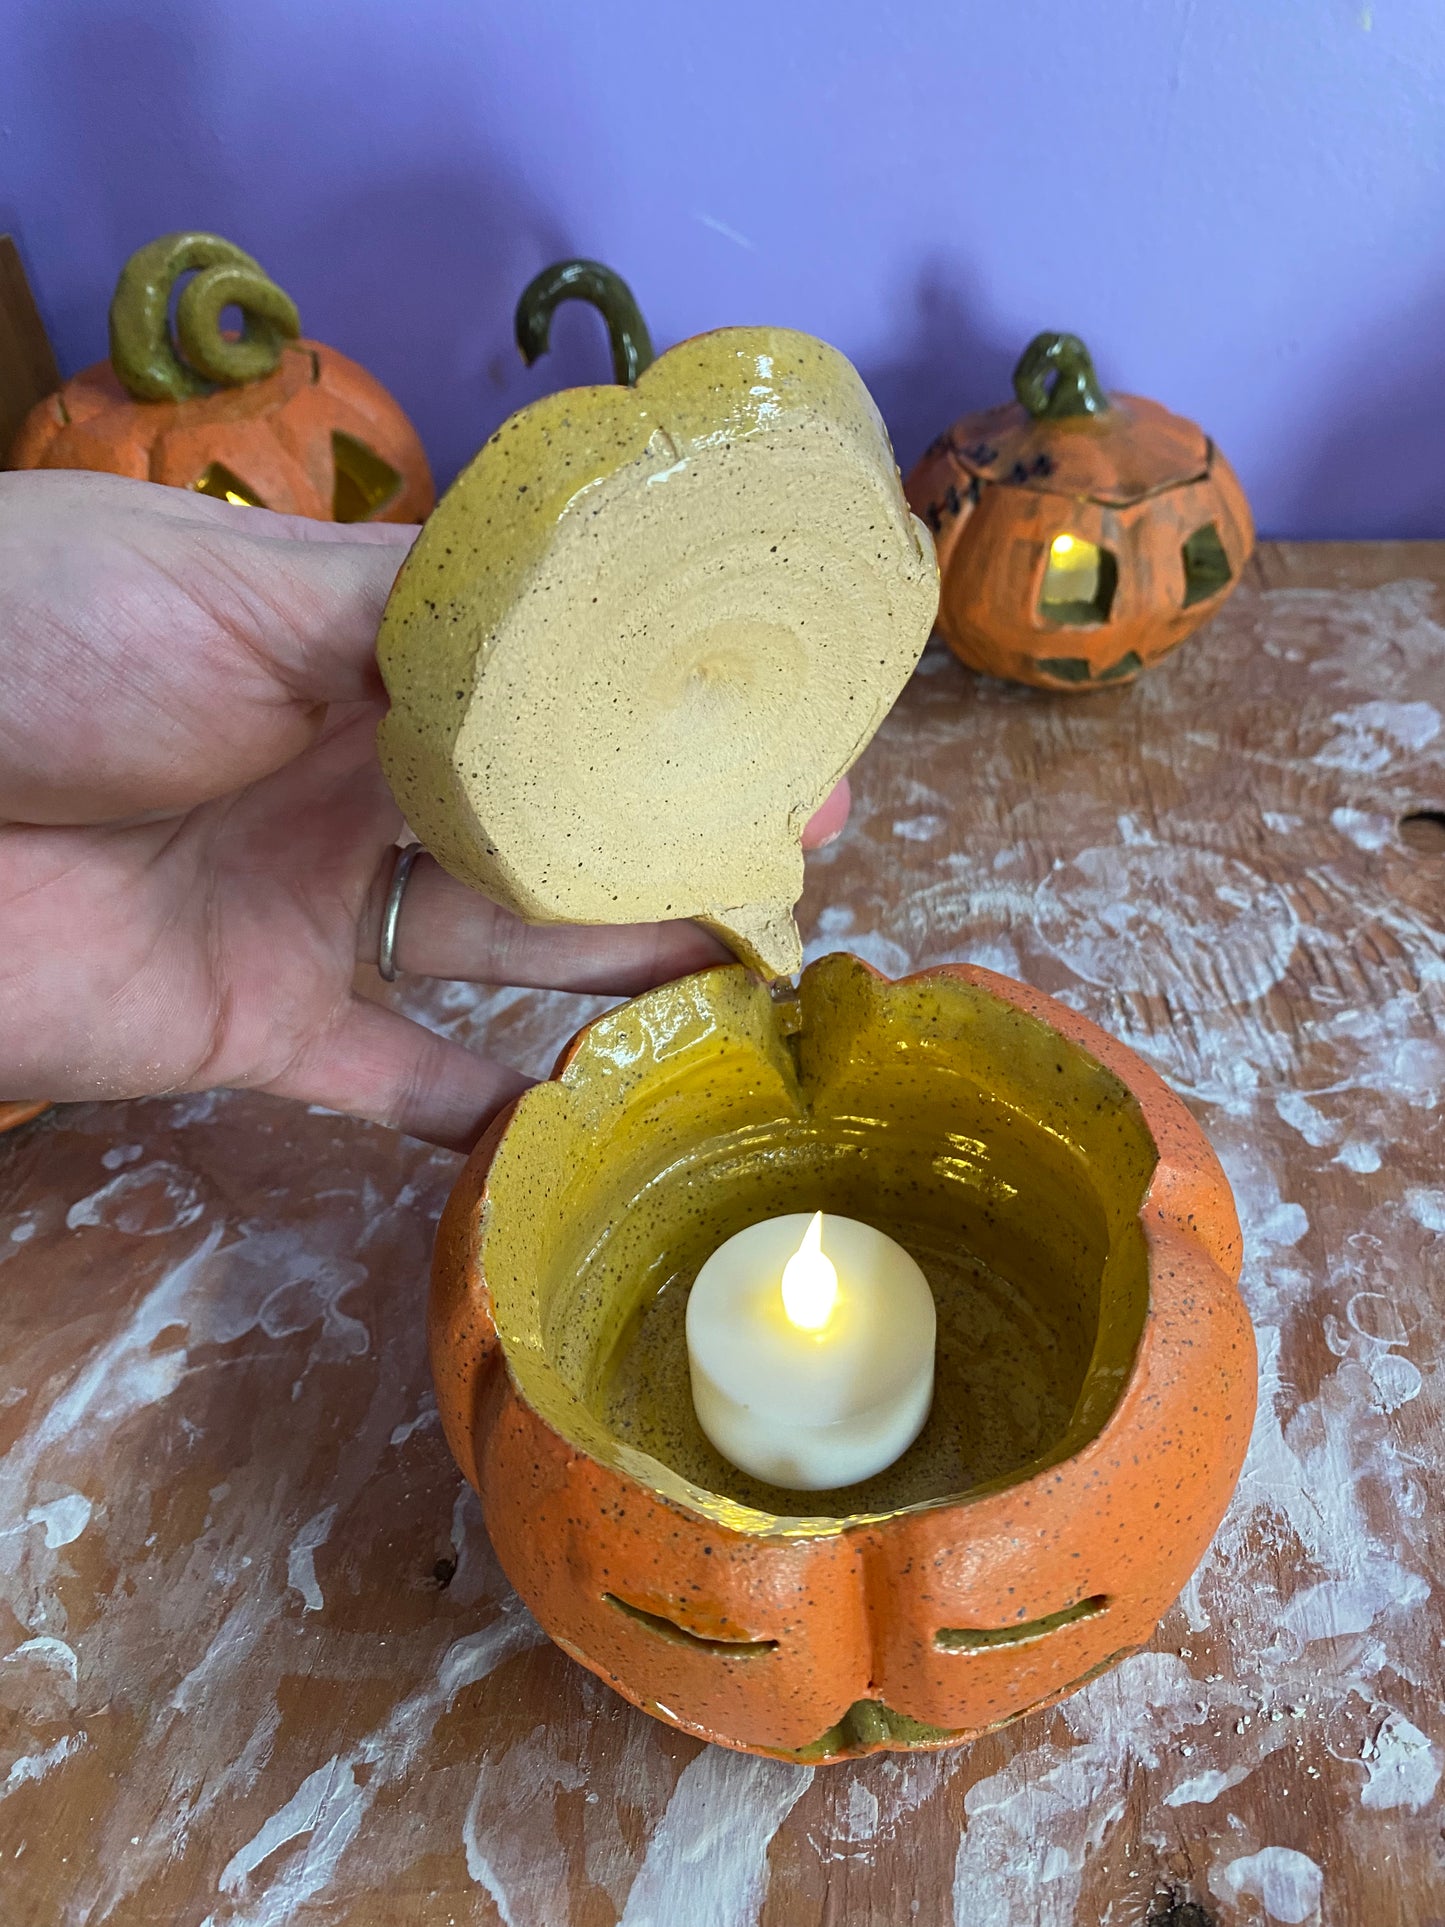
<box><xmin>780</xmin><ymin>1211</ymin><xmax>839</xmax><ymax>1332</ymax></box>
<box><xmin>1050</xmin><ymin>533</ymin><xmax>1077</xmax><ymax>558</ymax></box>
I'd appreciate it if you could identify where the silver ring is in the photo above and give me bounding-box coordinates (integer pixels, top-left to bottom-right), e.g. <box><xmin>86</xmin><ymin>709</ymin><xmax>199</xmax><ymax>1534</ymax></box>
<box><xmin>378</xmin><ymin>843</ymin><xmax>424</xmax><ymax>982</ymax></box>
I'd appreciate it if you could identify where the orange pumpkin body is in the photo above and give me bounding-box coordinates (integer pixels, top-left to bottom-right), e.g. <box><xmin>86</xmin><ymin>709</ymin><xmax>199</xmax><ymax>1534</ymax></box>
<box><xmin>907</xmin><ymin>357</ymin><xmax>1254</xmax><ymax>692</ymax></box>
<box><xmin>9</xmin><ymin>338</ymin><xmax>433</xmax><ymax>524</ymax></box>
<box><xmin>430</xmin><ymin>956</ymin><xmax>1254</xmax><ymax>1760</ymax></box>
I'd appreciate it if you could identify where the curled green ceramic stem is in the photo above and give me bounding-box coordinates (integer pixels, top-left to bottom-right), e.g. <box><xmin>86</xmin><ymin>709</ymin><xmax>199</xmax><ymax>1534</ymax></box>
<box><xmin>1012</xmin><ymin>332</ymin><xmax>1109</xmax><ymax>419</ymax></box>
<box><xmin>514</xmin><ymin>258</ymin><xmax>654</xmax><ymax>387</ymax></box>
<box><xmin>108</xmin><ymin>232</ymin><xmax>302</xmax><ymax>402</ymax></box>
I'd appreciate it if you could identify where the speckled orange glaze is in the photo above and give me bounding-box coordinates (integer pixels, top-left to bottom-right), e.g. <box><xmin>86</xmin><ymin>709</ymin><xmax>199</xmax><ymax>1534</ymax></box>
<box><xmin>906</xmin><ymin>387</ymin><xmax>1253</xmax><ymax>692</ymax></box>
<box><xmin>430</xmin><ymin>956</ymin><xmax>1254</xmax><ymax>1760</ymax></box>
<box><xmin>10</xmin><ymin>340</ymin><xmax>434</xmax><ymax>524</ymax></box>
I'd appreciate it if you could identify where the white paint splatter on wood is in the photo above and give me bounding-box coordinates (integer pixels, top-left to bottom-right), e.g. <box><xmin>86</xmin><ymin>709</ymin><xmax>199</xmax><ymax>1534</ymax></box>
<box><xmin>1210</xmin><ymin>1845</ymin><xmax>1324</xmax><ymax>1922</ymax></box>
<box><xmin>286</xmin><ymin>1505</ymin><xmax>338</xmax><ymax>1613</ymax></box>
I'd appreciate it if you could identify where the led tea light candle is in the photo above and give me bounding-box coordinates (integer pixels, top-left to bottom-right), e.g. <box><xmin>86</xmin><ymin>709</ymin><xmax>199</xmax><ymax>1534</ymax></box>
<box><xmin>685</xmin><ymin>1211</ymin><xmax>936</xmax><ymax>1490</ymax></box>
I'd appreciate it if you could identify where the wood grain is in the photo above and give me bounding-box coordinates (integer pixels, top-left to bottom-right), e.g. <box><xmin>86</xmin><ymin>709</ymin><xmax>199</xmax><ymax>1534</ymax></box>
<box><xmin>1</xmin><ymin>542</ymin><xmax>1442</xmax><ymax>1925</ymax></box>
<box><xmin>0</xmin><ymin>236</ymin><xmax>59</xmax><ymax>464</ymax></box>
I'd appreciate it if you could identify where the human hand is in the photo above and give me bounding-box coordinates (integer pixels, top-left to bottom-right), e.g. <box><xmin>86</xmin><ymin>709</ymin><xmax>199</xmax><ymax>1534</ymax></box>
<box><xmin>0</xmin><ymin>472</ymin><xmax>848</xmax><ymax>1149</ymax></box>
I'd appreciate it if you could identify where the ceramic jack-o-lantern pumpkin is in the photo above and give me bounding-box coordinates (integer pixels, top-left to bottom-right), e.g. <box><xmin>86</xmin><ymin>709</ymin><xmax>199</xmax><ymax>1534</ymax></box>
<box><xmin>906</xmin><ymin>332</ymin><xmax>1253</xmax><ymax>692</ymax></box>
<box><xmin>430</xmin><ymin>955</ymin><xmax>1254</xmax><ymax>1760</ymax></box>
<box><xmin>377</xmin><ymin>264</ymin><xmax>937</xmax><ymax>980</ymax></box>
<box><xmin>8</xmin><ymin>232</ymin><xmax>434</xmax><ymax>524</ymax></box>
<box><xmin>380</xmin><ymin>291</ymin><xmax>1252</xmax><ymax>1759</ymax></box>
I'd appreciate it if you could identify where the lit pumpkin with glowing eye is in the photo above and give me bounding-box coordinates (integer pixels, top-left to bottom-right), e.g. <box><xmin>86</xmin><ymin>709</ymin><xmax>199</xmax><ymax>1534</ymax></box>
<box><xmin>8</xmin><ymin>232</ymin><xmax>433</xmax><ymax>524</ymax></box>
<box><xmin>906</xmin><ymin>332</ymin><xmax>1253</xmax><ymax>691</ymax></box>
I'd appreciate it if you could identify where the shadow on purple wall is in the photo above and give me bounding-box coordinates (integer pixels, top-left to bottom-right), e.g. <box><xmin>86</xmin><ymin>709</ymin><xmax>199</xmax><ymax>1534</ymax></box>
<box><xmin>1284</xmin><ymin>275</ymin><xmax>1445</xmax><ymax>540</ymax></box>
<box><xmin>859</xmin><ymin>267</ymin><xmax>1020</xmax><ymax>480</ymax></box>
<box><xmin>16</xmin><ymin>6</ymin><xmax>230</xmax><ymax>349</ymax></box>
<box><xmin>15</xmin><ymin>4</ymin><xmax>1445</xmax><ymax>536</ymax></box>
<box><xmin>285</xmin><ymin>171</ymin><xmax>579</xmax><ymax>487</ymax></box>
<box><xmin>14</xmin><ymin>2</ymin><xmax>611</xmax><ymax>489</ymax></box>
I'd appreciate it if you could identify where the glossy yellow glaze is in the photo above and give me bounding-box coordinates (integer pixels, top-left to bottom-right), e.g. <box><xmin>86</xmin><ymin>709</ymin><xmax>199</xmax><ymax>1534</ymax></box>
<box><xmin>376</xmin><ymin>330</ymin><xmax>937</xmax><ymax>977</ymax></box>
<box><xmin>431</xmin><ymin>955</ymin><xmax>1253</xmax><ymax>1758</ymax></box>
<box><xmin>479</xmin><ymin>956</ymin><xmax>1155</xmax><ymax>1531</ymax></box>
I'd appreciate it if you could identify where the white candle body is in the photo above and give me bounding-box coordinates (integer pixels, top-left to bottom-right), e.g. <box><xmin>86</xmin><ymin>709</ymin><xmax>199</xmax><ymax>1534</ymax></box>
<box><xmin>685</xmin><ymin>1212</ymin><xmax>936</xmax><ymax>1491</ymax></box>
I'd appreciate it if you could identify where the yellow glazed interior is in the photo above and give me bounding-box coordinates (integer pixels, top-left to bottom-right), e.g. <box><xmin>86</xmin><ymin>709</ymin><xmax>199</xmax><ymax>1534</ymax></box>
<box><xmin>479</xmin><ymin>954</ymin><xmax>1159</xmax><ymax>1530</ymax></box>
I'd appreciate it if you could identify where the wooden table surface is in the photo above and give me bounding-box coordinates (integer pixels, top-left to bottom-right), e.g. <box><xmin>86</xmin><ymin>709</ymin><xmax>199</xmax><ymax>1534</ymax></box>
<box><xmin>2</xmin><ymin>542</ymin><xmax>1442</xmax><ymax>1927</ymax></box>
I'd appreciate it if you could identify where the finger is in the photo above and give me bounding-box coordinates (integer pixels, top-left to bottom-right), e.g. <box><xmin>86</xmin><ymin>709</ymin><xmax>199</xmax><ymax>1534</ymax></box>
<box><xmin>165</xmin><ymin>488</ymin><xmax>419</xmax><ymax>548</ymax></box>
<box><xmin>184</xmin><ymin>507</ymin><xmax>418</xmax><ymax>707</ymax></box>
<box><xmin>1</xmin><ymin>469</ymin><xmax>417</xmax><ymax>714</ymax></box>
<box><xmin>802</xmin><ymin>777</ymin><xmax>851</xmax><ymax>848</ymax></box>
<box><xmin>254</xmin><ymin>994</ymin><xmax>532</xmax><ymax>1152</ymax></box>
<box><xmin>0</xmin><ymin>473</ymin><xmax>421</xmax><ymax>823</ymax></box>
<box><xmin>360</xmin><ymin>853</ymin><xmax>730</xmax><ymax>991</ymax></box>
<box><xmin>13</xmin><ymin>468</ymin><xmax>418</xmax><ymax>547</ymax></box>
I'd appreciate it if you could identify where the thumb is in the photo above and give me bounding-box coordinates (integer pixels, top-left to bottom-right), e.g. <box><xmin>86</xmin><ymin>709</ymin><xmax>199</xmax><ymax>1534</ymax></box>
<box><xmin>206</xmin><ymin>501</ymin><xmax>420</xmax><ymax>707</ymax></box>
<box><xmin>0</xmin><ymin>472</ymin><xmax>417</xmax><ymax>824</ymax></box>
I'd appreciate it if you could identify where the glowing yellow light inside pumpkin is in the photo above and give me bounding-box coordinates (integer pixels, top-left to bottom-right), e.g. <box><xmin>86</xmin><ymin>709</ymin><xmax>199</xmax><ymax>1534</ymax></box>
<box><xmin>780</xmin><ymin>1211</ymin><xmax>839</xmax><ymax>1332</ymax></box>
<box><xmin>1041</xmin><ymin>531</ymin><xmax>1108</xmax><ymax>618</ymax></box>
<box><xmin>190</xmin><ymin>463</ymin><xmax>265</xmax><ymax>509</ymax></box>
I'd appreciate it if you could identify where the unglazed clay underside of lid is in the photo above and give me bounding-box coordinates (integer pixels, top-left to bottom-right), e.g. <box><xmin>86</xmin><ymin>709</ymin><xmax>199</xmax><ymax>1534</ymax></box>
<box><xmin>376</xmin><ymin>327</ymin><xmax>938</xmax><ymax>978</ymax></box>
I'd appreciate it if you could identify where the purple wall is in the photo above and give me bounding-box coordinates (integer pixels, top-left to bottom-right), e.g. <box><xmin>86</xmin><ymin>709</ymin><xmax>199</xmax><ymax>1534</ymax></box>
<box><xmin>4</xmin><ymin>1</ymin><xmax>1444</xmax><ymax>537</ymax></box>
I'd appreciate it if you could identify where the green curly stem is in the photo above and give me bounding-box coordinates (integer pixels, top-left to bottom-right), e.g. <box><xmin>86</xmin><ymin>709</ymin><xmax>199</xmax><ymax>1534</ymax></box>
<box><xmin>1012</xmin><ymin>332</ymin><xmax>1109</xmax><ymax>419</ymax></box>
<box><xmin>514</xmin><ymin>258</ymin><xmax>654</xmax><ymax>387</ymax></box>
<box><xmin>108</xmin><ymin>232</ymin><xmax>302</xmax><ymax>402</ymax></box>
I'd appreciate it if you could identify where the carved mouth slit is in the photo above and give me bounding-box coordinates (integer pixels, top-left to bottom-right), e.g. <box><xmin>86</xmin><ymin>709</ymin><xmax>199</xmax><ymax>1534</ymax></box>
<box><xmin>936</xmin><ymin>1593</ymin><xmax>1109</xmax><ymax>1651</ymax></box>
<box><xmin>604</xmin><ymin>1593</ymin><xmax>778</xmax><ymax>1656</ymax></box>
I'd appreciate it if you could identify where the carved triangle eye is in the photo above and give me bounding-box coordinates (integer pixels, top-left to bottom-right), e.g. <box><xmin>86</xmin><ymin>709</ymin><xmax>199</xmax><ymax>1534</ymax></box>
<box><xmin>332</xmin><ymin>431</ymin><xmax>401</xmax><ymax>522</ymax></box>
<box><xmin>191</xmin><ymin>462</ymin><xmax>264</xmax><ymax>507</ymax></box>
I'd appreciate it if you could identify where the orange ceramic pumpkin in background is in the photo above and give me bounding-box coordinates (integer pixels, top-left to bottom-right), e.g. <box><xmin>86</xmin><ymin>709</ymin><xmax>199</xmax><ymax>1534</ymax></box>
<box><xmin>906</xmin><ymin>331</ymin><xmax>1253</xmax><ymax>692</ymax></box>
<box><xmin>430</xmin><ymin>954</ymin><xmax>1254</xmax><ymax>1761</ymax></box>
<box><xmin>8</xmin><ymin>232</ymin><xmax>434</xmax><ymax>524</ymax></box>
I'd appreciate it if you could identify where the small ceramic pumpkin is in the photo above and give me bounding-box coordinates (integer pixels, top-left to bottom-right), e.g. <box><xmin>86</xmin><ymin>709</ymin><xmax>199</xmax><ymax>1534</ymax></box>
<box><xmin>377</xmin><ymin>266</ymin><xmax>936</xmax><ymax>981</ymax></box>
<box><xmin>906</xmin><ymin>332</ymin><xmax>1253</xmax><ymax>692</ymax></box>
<box><xmin>430</xmin><ymin>953</ymin><xmax>1254</xmax><ymax>1760</ymax></box>
<box><xmin>8</xmin><ymin>232</ymin><xmax>433</xmax><ymax>524</ymax></box>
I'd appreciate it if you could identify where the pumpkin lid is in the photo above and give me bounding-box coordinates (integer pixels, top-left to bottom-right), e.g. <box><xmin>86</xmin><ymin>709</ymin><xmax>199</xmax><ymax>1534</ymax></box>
<box><xmin>377</xmin><ymin>266</ymin><xmax>938</xmax><ymax>981</ymax></box>
<box><xmin>941</xmin><ymin>332</ymin><xmax>1210</xmax><ymax>507</ymax></box>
